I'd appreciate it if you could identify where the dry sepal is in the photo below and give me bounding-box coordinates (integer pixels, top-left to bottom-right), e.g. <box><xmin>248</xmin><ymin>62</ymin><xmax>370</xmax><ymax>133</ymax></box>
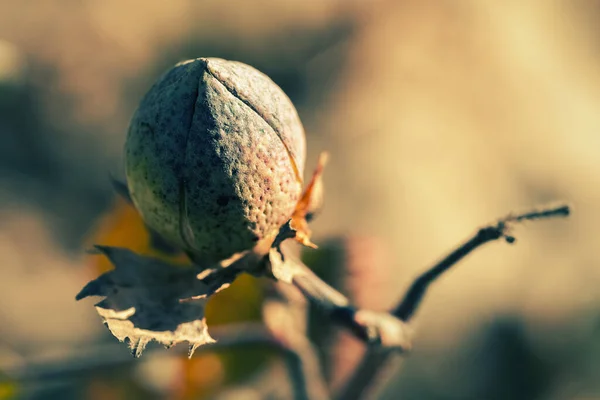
<box><xmin>77</xmin><ymin>246</ymin><xmax>234</xmax><ymax>357</ymax></box>
<box><xmin>77</xmin><ymin>195</ymin><xmax>322</xmax><ymax>358</ymax></box>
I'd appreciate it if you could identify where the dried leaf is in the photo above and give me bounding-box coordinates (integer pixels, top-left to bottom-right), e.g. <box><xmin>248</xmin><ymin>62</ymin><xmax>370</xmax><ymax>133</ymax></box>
<box><xmin>77</xmin><ymin>246</ymin><xmax>240</xmax><ymax>358</ymax></box>
<box><xmin>290</xmin><ymin>152</ymin><xmax>329</xmax><ymax>248</ymax></box>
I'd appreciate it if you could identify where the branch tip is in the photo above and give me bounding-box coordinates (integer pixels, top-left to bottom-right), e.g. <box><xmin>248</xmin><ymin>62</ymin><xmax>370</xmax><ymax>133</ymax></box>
<box><xmin>504</xmin><ymin>202</ymin><xmax>571</xmax><ymax>223</ymax></box>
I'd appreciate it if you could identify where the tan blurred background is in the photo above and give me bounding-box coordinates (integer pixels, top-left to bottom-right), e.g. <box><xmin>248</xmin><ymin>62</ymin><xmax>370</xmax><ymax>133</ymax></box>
<box><xmin>1</xmin><ymin>0</ymin><xmax>600</xmax><ymax>399</ymax></box>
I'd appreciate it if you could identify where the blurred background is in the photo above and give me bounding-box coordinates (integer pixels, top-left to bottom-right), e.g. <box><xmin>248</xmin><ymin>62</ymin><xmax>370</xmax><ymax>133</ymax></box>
<box><xmin>1</xmin><ymin>0</ymin><xmax>599</xmax><ymax>399</ymax></box>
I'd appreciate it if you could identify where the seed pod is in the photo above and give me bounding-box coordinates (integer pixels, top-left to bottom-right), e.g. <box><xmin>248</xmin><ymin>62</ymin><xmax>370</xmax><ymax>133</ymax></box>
<box><xmin>125</xmin><ymin>58</ymin><xmax>306</xmax><ymax>265</ymax></box>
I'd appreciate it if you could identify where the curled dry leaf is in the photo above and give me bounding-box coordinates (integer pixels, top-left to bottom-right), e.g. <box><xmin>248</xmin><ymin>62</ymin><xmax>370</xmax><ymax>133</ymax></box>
<box><xmin>271</xmin><ymin>153</ymin><xmax>329</xmax><ymax>253</ymax></box>
<box><xmin>76</xmin><ymin>246</ymin><xmax>242</xmax><ymax>358</ymax></box>
<box><xmin>290</xmin><ymin>152</ymin><xmax>329</xmax><ymax>249</ymax></box>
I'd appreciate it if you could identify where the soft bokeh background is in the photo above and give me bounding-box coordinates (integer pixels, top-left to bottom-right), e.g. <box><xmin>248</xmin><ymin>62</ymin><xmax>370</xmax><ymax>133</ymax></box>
<box><xmin>1</xmin><ymin>0</ymin><xmax>600</xmax><ymax>399</ymax></box>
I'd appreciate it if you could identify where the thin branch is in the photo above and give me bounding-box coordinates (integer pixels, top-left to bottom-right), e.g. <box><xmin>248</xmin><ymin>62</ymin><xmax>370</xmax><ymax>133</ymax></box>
<box><xmin>263</xmin><ymin>281</ymin><xmax>330</xmax><ymax>400</ymax></box>
<box><xmin>3</xmin><ymin>323</ymin><xmax>310</xmax><ymax>398</ymax></box>
<box><xmin>335</xmin><ymin>202</ymin><xmax>571</xmax><ymax>400</ymax></box>
<box><xmin>275</xmin><ymin>251</ymin><xmax>410</xmax><ymax>348</ymax></box>
<box><xmin>394</xmin><ymin>202</ymin><xmax>569</xmax><ymax>322</ymax></box>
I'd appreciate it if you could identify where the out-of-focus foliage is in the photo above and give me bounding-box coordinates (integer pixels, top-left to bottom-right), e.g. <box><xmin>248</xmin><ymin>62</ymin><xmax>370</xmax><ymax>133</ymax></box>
<box><xmin>0</xmin><ymin>379</ymin><xmax>17</xmax><ymax>400</ymax></box>
<box><xmin>87</xmin><ymin>198</ymin><xmax>189</xmax><ymax>271</ymax></box>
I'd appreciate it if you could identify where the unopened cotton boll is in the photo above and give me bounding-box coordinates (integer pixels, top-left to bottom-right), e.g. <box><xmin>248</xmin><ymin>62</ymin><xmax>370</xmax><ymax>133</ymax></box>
<box><xmin>125</xmin><ymin>58</ymin><xmax>306</xmax><ymax>265</ymax></box>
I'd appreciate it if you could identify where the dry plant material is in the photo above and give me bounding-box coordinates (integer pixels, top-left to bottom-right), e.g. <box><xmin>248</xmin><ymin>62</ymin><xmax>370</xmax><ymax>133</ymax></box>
<box><xmin>76</xmin><ymin>57</ymin><xmax>571</xmax><ymax>400</ymax></box>
<box><xmin>77</xmin><ymin>246</ymin><xmax>221</xmax><ymax>357</ymax></box>
<box><xmin>336</xmin><ymin>202</ymin><xmax>571</xmax><ymax>400</ymax></box>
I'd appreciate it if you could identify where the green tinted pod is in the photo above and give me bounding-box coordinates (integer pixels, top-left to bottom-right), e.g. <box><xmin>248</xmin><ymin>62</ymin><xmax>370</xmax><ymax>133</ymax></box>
<box><xmin>125</xmin><ymin>58</ymin><xmax>306</xmax><ymax>264</ymax></box>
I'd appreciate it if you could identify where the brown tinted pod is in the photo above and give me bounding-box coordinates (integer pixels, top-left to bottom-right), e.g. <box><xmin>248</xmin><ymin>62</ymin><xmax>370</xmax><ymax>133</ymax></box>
<box><xmin>125</xmin><ymin>58</ymin><xmax>306</xmax><ymax>264</ymax></box>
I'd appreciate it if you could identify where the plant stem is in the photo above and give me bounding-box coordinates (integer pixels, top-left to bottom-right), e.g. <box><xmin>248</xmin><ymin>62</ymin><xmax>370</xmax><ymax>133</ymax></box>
<box><xmin>334</xmin><ymin>203</ymin><xmax>570</xmax><ymax>400</ymax></box>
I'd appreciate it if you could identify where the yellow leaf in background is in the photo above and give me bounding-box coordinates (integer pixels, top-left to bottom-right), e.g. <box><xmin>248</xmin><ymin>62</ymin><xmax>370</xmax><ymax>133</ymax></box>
<box><xmin>85</xmin><ymin>198</ymin><xmax>269</xmax><ymax>399</ymax></box>
<box><xmin>0</xmin><ymin>381</ymin><xmax>17</xmax><ymax>400</ymax></box>
<box><xmin>86</xmin><ymin>198</ymin><xmax>189</xmax><ymax>273</ymax></box>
